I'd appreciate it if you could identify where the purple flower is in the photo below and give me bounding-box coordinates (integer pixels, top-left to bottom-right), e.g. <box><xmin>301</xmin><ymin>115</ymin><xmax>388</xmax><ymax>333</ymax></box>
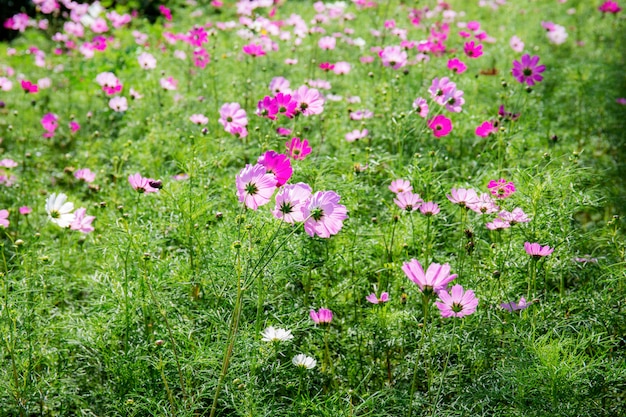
<box><xmin>512</xmin><ymin>54</ymin><xmax>545</xmax><ymax>86</ymax></box>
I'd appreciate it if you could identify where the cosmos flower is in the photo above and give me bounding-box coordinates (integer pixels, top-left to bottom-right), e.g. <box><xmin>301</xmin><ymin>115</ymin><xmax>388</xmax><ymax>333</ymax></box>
<box><xmin>70</xmin><ymin>207</ymin><xmax>95</xmax><ymax>233</ymax></box>
<box><xmin>302</xmin><ymin>191</ymin><xmax>348</xmax><ymax>238</ymax></box>
<box><xmin>500</xmin><ymin>297</ymin><xmax>531</xmax><ymax>312</ymax></box>
<box><xmin>310</xmin><ymin>308</ymin><xmax>333</xmax><ymax>324</ymax></box>
<box><xmin>365</xmin><ymin>292</ymin><xmax>389</xmax><ymax>304</ymax></box>
<box><xmin>46</xmin><ymin>193</ymin><xmax>75</xmax><ymax>228</ymax></box>
<box><xmin>524</xmin><ymin>242</ymin><xmax>554</xmax><ymax>258</ymax></box>
<box><xmin>292</xmin><ymin>354</ymin><xmax>316</xmax><ymax>369</ymax></box>
<box><xmin>402</xmin><ymin>259</ymin><xmax>457</xmax><ymax>294</ymax></box>
<box><xmin>235</xmin><ymin>164</ymin><xmax>277</xmax><ymax>210</ymax></box>
<box><xmin>512</xmin><ymin>54</ymin><xmax>546</xmax><ymax>86</ymax></box>
<box><xmin>428</xmin><ymin>115</ymin><xmax>453</xmax><ymax>138</ymax></box>
<box><xmin>261</xmin><ymin>326</ymin><xmax>294</xmax><ymax>342</ymax></box>
<box><xmin>435</xmin><ymin>284</ymin><xmax>479</xmax><ymax>318</ymax></box>
<box><xmin>273</xmin><ymin>182</ymin><xmax>312</xmax><ymax>223</ymax></box>
<box><xmin>285</xmin><ymin>137</ymin><xmax>312</xmax><ymax>160</ymax></box>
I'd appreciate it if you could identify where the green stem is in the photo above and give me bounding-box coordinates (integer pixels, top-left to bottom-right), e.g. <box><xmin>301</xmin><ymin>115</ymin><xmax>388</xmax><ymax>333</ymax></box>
<box><xmin>408</xmin><ymin>293</ymin><xmax>430</xmax><ymax>417</ymax></box>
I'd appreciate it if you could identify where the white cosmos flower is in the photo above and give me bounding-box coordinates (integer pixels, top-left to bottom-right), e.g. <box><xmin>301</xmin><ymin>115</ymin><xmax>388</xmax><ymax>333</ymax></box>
<box><xmin>46</xmin><ymin>193</ymin><xmax>75</xmax><ymax>228</ymax></box>
<box><xmin>292</xmin><ymin>354</ymin><xmax>316</xmax><ymax>369</ymax></box>
<box><xmin>261</xmin><ymin>326</ymin><xmax>294</xmax><ymax>342</ymax></box>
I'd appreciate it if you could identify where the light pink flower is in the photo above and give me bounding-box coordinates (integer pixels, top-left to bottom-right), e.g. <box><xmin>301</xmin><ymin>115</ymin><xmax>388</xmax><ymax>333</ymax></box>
<box><xmin>318</xmin><ymin>36</ymin><xmax>336</xmax><ymax>50</ymax></box>
<box><xmin>510</xmin><ymin>36</ymin><xmax>524</xmax><ymax>53</ymax></box>
<box><xmin>435</xmin><ymin>284</ymin><xmax>478</xmax><ymax>318</ymax></box>
<box><xmin>74</xmin><ymin>168</ymin><xmax>96</xmax><ymax>183</ymax></box>
<box><xmin>273</xmin><ymin>183</ymin><xmax>312</xmax><ymax>223</ymax></box>
<box><xmin>498</xmin><ymin>208</ymin><xmax>530</xmax><ymax>224</ymax></box>
<box><xmin>292</xmin><ymin>85</ymin><xmax>325</xmax><ymax>116</ymax></box>
<box><xmin>403</xmin><ymin>260</ymin><xmax>457</xmax><ymax>294</ymax></box>
<box><xmin>19</xmin><ymin>206</ymin><xmax>32</xmax><ymax>215</ymax></box>
<box><xmin>310</xmin><ymin>308</ymin><xmax>333</xmax><ymax>324</ymax></box>
<box><xmin>468</xmin><ymin>193</ymin><xmax>499</xmax><ymax>214</ymax></box>
<box><xmin>366</xmin><ymin>292</ymin><xmax>389</xmax><ymax>304</ymax></box>
<box><xmin>429</xmin><ymin>77</ymin><xmax>456</xmax><ymax>105</ymax></box>
<box><xmin>160</xmin><ymin>77</ymin><xmax>178</xmax><ymax>90</ymax></box>
<box><xmin>70</xmin><ymin>207</ymin><xmax>95</xmax><ymax>233</ymax></box>
<box><xmin>412</xmin><ymin>97</ymin><xmax>429</xmax><ymax>118</ymax></box>
<box><xmin>128</xmin><ymin>173</ymin><xmax>159</xmax><ymax>193</ymax></box>
<box><xmin>389</xmin><ymin>179</ymin><xmax>412</xmax><ymax>194</ymax></box>
<box><xmin>235</xmin><ymin>164</ymin><xmax>277</xmax><ymax>210</ymax></box>
<box><xmin>419</xmin><ymin>202</ymin><xmax>440</xmax><ymax>216</ymax></box>
<box><xmin>446</xmin><ymin>188</ymin><xmax>479</xmax><ymax>208</ymax></box>
<box><xmin>109</xmin><ymin>96</ymin><xmax>128</xmax><ymax>112</ymax></box>
<box><xmin>394</xmin><ymin>191</ymin><xmax>423</xmax><ymax>211</ymax></box>
<box><xmin>486</xmin><ymin>218</ymin><xmax>511</xmax><ymax>230</ymax></box>
<box><xmin>138</xmin><ymin>52</ymin><xmax>156</xmax><ymax>69</ymax></box>
<box><xmin>345</xmin><ymin>129</ymin><xmax>368</xmax><ymax>142</ymax></box>
<box><xmin>219</xmin><ymin>102</ymin><xmax>248</xmax><ymax>131</ymax></box>
<box><xmin>189</xmin><ymin>114</ymin><xmax>208</xmax><ymax>125</ymax></box>
<box><xmin>303</xmin><ymin>191</ymin><xmax>348</xmax><ymax>238</ymax></box>
<box><xmin>0</xmin><ymin>209</ymin><xmax>9</xmax><ymax>228</ymax></box>
<box><xmin>524</xmin><ymin>242</ymin><xmax>554</xmax><ymax>257</ymax></box>
<box><xmin>380</xmin><ymin>45</ymin><xmax>408</xmax><ymax>69</ymax></box>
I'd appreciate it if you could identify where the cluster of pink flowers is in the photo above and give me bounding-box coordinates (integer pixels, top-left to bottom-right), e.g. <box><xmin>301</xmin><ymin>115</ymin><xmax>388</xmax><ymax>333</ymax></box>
<box><xmin>389</xmin><ymin>179</ymin><xmax>440</xmax><ymax>216</ymax></box>
<box><xmin>236</xmin><ymin>151</ymin><xmax>347</xmax><ymax>238</ymax></box>
<box><xmin>403</xmin><ymin>259</ymin><xmax>478</xmax><ymax>318</ymax></box>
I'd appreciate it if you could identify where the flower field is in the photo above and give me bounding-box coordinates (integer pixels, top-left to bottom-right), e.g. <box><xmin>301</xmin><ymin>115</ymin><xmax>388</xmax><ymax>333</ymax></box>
<box><xmin>1</xmin><ymin>0</ymin><xmax>625</xmax><ymax>415</ymax></box>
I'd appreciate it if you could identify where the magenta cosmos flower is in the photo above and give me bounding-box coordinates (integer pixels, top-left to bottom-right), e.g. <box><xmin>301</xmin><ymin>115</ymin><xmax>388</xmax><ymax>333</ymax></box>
<box><xmin>366</xmin><ymin>292</ymin><xmax>389</xmax><ymax>304</ymax></box>
<box><xmin>512</xmin><ymin>54</ymin><xmax>545</xmax><ymax>87</ymax></box>
<box><xmin>487</xmin><ymin>179</ymin><xmax>515</xmax><ymax>199</ymax></box>
<box><xmin>428</xmin><ymin>115</ymin><xmax>453</xmax><ymax>138</ymax></box>
<box><xmin>447</xmin><ymin>58</ymin><xmax>467</xmax><ymax>74</ymax></box>
<box><xmin>463</xmin><ymin>41</ymin><xmax>483</xmax><ymax>58</ymax></box>
<box><xmin>402</xmin><ymin>259</ymin><xmax>457</xmax><ymax>295</ymax></box>
<box><xmin>302</xmin><ymin>191</ymin><xmax>348</xmax><ymax>238</ymax></box>
<box><xmin>285</xmin><ymin>137</ymin><xmax>311</xmax><ymax>160</ymax></box>
<box><xmin>235</xmin><ymin>164</ymin><xmax>277</xmax><ymax>210</ymax></box>
<box><xmin>524</xmin><ymin>242</ymin><xmax>554</xmax><ymax>258</ymax></box>
<box><xmin>475</xmin><ymin>121</ymin><xmax>498</xmax><ymax>137</ymax></box>
<box><xmin>128</xmin><ymin>173</ymin><xmax>159</xmax><ymax>193</ymax></box>
<box><xmin>599</xmin><ymin>1</ymin><xmax>622</xmax><ymax>13</ymax></box>
<box><xmin>257</xmin><ymin>151</ymin><xmax>293</xmax><ymax>186</ymax></box>
<box><xmin>273</xmin><ymin>182</ymin><xmax>312</xmax><ymax>223</ymax></box>
<box><xmin>310</xmin><ymin>308</ymin><xmax>333</xmax><ymax>324</ymax></box>
<box><xmin>435</xmin><ymin>284</ymin><xmax>478</xmax><ymax>318</ymax></box>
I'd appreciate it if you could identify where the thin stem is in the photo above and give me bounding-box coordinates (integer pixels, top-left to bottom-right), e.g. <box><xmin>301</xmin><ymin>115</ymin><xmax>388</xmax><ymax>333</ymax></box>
<box><xmin>408</xmin><ymin>293</ymin><xmax>430</xmax><ymax>417</ymax></box>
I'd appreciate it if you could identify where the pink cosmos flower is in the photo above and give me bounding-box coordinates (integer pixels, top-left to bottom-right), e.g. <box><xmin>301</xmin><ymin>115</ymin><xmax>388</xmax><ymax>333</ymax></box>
<box><xmin>292</xmin><ymin>85</ymin><xmax>325</xmax><ymax>116</ymax></box>
<box><xmin>235</xmin><ymin>164</ymin><xmax>277</xmax><ymax>210</ymax></box>
<box><xmin>443</xmin><ymin>88</ymin><xmax>464</xmax><ymax>113</ymax></box>
<box><xmin>74</xmin><ymin>168</ymin><xmax>96</xmax><ymax>183</ymax></box>
<box><xmin>188</xmin><ymin>26</ymin><xmax>208</xmax><ymax>47</ymax></box>
<box><xmin>318</xmin><ymin>36</ymin><xmax>336</xmax><ymax>50</ymax></box>
<box><xmin>617</xmin><ymin>98</ymin><xmax>626</xmax><ymax>105</ymax></box>
<box><xmin>319</xmin><ymin>62</ymin><xmax>335</xmax><ymax>71</ymax></box>
<box><xmin>0</xmin><ymin>159</ymin><xmax>17</xmax><ymax>168</ymax></box>
<box><xmin>69</xmin><ymin>121</ymin><xmax>80</xmax><ymax>133</ymax></box>
<box><xmin>219</xmin><ymin>102</ymin><xmax>248</xmax><ymax>132</ymax></box>
<box><xmin>366</xmin><ymin>292</ymin><xmax>389</xmax><ymax>304</ymax></box>
<box><xmin>524</xmin><ymin>242</ymin><xmax>554</xmax><ymax>258</ymax></box>
<box><xmin>193</xmin><ymin>48</ymin><xmax>210</xmax><ymax>68</ymax></box>
<box><xmin>412</xmin><ymin>97</ymin><xmax>429</xmax><ymax>118</ymax></box>
<box><xmin>333</xmin><ymin>62</ymin><xmax>351</xmax><ymax>75</ymax></box>
<box><xmin>389</xmin><ymin>179</ymin><xmax>412</xmax><ymax>194</ymax></box>
<box><xmin>189</xmin><ymin>114</ymin><xmax>208</xmax><ymax>125</ymax></box>
<box><xmin>394</xmin><ymin>191</ymin><xmax>423</xmax><ymax>212</ymax></box>
<box><xmin>350</xmin><ymin>110</ymin><xmax>374</xmax><ymax>120</ymax></box>
<box><xmin>428</xmin><ymin>115</ymin><xmax>453</xmax><ymax>138</ymax></box>
<box><xmin>435</xmin><ymin>284</ymin><xmax>479</xmax><ymax>318</ymax></box>
<box><xmin>510</xmin><ymin>36</ymin><xmax>524</xmax><ymax>53</ymax></box>
<box><xmin>41</xmin><ymin>113</ymin><xmax>59</xmax><ymax>137</ymax></box>
<box><xmin>159</xmin><ymin>5</ymin><xmax>172</xmax><ymax>20</ymax></box>
<box><xmin>269</xmin><ymin>77</ymin><xmax>291</xmax><ymax>94</ymax></box>
<box><xmin>310</xmin><ymin>308</ymin><xmax>333</xmax><ymax>324</ymax></box>
<box><xmin>345</xmin><ymin>129</ymin><xmax>368</xmax><ymax>142</ymax></box>
<box><xmin>138</xmin><ymin>52</ymin><xmax>156</xmax><ymax>69</ymax></box>
<box><xmin>498</xmin><ymin>208</ymin><xmax>531</xmax><ymax>224</ymax></box>
<box><xmin>429</xmin><ymin>77</ymin><xmax>456</xmax><ymax>105</ymax></box>
<box><xmin>19</xmin><ymin>206</ymin><xmax>32</xmax><ymax>215</ymax></box>
<box><xmin>512</xmin><ymin>54</ymin><xmax>545</xmax><ymax>87</ymax></box>
<box><xmin>402</xmin><ymin>259</ymin><xmax>457</xmax><ymax>294</ymax></box>
<box><xmin>0</xmin><ymin>209</ymin><xmax>9</xmax><ymax>228</ymax></box>
<box><xmin>419</xmin><ymin>202</ymin><xmax>440</xmax><ymax>216</ymax></box>
<box><xmin>487</xmin><ymin>179</ymin><xmax>516</xmax><ymax>199</ymax></box>
<box><xmin>486</xmin><ymin>218</ymin><xmax>511</xmax><ymax>230</ymax></box>
<box><xmin>463</xmin><ymin>41</ymin><xmax>483</xmax><ymax>58</ymax></box>
<box><xmin>277</xmin><ymin>127</ymin><xmax>292</xmax><ymax>136</ymax></box>
<box><xmin>475</xmin><ymin>121</ymin><xmax>498</xmax><ymax>137</ymax></box>
<box><xmin>128</xmin><ymin>173</ymin><xmax>159</xmax><ymax>193</ymax></box>
<box><xmin>21</xmin><ymin>80</ymin><xmax>38</xmax><ymax>93</ymax></box>
<box><xmin>447</xmin><ymin>188</ymin><xmax>479</xmax><ymax>208</ymax></box>
<box><xmin>271</xmin><ymin>93</ymin><xmax>298</xmax><ymax>119</ymax></box>
<box><xmin>160</xmin><ymin>77</ymin><xmax>178</xmax><ymax>90</ymax></box>
<box><xmin>380</xmin><ymin>45</ymin><xmax>408</xmax><ymax>69</ymax></box>
<box><xmin>258</xmin><ymin>151</ymin><xmax>293</xmax><ymax>187</ymax></box>
<box><xmin>599</xmin><ymin>1</ymin><xmax>622</xmax><ymax>13</ymax></box>
<box><xmin>500</xmin><ymin>297</ymin><xmax>531</xmax><ymax>312</ymax></box>
<box><xmin>70</xmin><ymin>207</ymin><xmax>95</xmax><ymax>233</ymax></box>
<box><xmin>302</xmin><ymin>191</ymin><xmax>348</xmax><ymax>238</ymax></box>
<box><xmin>242</xmin><ymin>44</ymin><xmax>266</xmax><ymax>57</ymax></box>
<box><xmin>285</xmin><ymin>137</ymin><xmax>312</xmax><ymax>160</ymax></box>
<box><xmin>447</xmin><ymin>58</ymin><xmax>467</xmax><ymax>73</ymax></box>
<box><xmin>468</xmin><ymin>193</ymin><xmax>499</xmax><ymax>214</ymax></box>
<box><xmin>109</xmin><ymin>96</ymin><xmax>128</xmax><ymax>112</ymax></box>
<box><xmin>273</xmin><ymin>182</ymin><xmax>312</xmax><ymax>223</ymax></box>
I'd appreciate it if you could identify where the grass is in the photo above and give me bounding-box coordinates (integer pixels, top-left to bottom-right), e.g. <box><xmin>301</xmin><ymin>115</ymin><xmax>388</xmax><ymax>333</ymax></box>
<box><xmin>0</xmin><ymin>0</ymin><xmax>625</xmax><ymax>415</ymax></box>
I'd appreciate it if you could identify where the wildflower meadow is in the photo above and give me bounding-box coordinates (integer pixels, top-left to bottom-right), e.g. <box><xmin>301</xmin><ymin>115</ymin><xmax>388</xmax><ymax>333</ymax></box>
<box><xmin>1</xmin><ymin>0</ymin><xmax>626</xmax><ymax>415</ymax></box>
